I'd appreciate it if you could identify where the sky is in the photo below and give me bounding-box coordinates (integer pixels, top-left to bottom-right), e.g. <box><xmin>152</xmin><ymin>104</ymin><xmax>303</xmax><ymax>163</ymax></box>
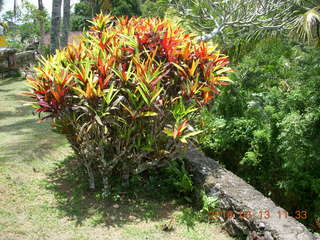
<box><xmin>1</xmin><ymin>0</ymin><xmax>79</xmax><ymax>17</ymax></box>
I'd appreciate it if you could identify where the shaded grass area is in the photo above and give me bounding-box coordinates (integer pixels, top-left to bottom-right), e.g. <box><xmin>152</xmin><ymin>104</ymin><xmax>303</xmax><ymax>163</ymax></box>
<box><xmin>0</xmin><ymin>77</ymin><xmax>234</xmax><ymax>240</ymax></box>
<box><xmin>45</xmin><ymin>155</ymin><xmax>178</xmax><ymax>227</ymax></box>
<box><xmin>0</xmin><ymin>77</ymin><xmax>67</xmax><ymax>164</ymax></box>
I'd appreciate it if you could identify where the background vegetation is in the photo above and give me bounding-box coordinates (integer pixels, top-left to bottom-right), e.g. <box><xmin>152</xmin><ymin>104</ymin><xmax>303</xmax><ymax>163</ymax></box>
<box><xmin>198</xmin><ymin>38</ymin><xmax>320</xmax><ymax>228</ymax></box>
<box><xmin>1</xmin><ymin>1</ymin><xmax>50</xmax><ymax>50</ymax></box>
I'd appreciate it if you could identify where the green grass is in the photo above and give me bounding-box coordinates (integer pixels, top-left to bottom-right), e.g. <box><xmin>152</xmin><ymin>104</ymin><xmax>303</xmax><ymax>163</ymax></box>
<box><xmin>0</xmin><ymin>77</ymin><xmax>234</xmax><ymax>240</ymax></box>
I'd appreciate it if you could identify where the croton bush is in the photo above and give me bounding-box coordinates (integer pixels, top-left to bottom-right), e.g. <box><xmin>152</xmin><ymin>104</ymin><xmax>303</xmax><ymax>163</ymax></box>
<box><xmin>25</xmin><ymin>14</ymin><xmax>231</xmax><ymax>191</ymax></box>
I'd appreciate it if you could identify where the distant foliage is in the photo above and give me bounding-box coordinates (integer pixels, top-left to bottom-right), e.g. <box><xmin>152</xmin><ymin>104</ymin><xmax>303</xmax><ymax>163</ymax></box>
<box><xmin>2</xmin><ymin>1</ymin><xmax>49</xmax><ymax>49</ymax></box>
<box><xmin>25</xmin><ymin>15</ymin><xmax>231</xmax><ymax>193</ymax></box>
<box><xmin>198</xmin><ymin>38</ymin><xmax>320</xmax><ymax>226</ymax></box>
<box><xmin>111</xmin><ymin>0</ymin><xmax>141</xmax><ymax>17</ymax></box>
<box><xmin>70</xmin><ymin>1</ymin><xmax>92</xmax><ymax>31</ymax></box>
<box><xmin>141</xmin><ymin>0</ymin><xmax>169</xmax><ymax>18</ymax></box>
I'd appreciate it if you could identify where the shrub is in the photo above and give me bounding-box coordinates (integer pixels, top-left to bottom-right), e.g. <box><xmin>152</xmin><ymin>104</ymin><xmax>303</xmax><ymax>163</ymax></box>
<box><xmin>25</xmin><ymin>15</ymin><xmax>231</xmax><ymax>193</ymax></box>
<box><xmin>198</xmin><ymin>38</ymin><xmax>320</xmax><ymax>227</ymax></box>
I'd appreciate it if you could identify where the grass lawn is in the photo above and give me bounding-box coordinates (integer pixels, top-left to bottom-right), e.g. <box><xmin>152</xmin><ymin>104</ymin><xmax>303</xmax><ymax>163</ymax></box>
<box><xmin>0</xmin><ymin>77</ymin><xmax>234</xmax><ymax>240</ymax></box>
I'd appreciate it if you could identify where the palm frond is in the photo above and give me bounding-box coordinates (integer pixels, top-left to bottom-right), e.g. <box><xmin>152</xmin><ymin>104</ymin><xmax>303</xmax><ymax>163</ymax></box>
<box><xmin>291</xmin><ymin>7</ymin><xmax>320</xmax><ymax>44</ymax></box>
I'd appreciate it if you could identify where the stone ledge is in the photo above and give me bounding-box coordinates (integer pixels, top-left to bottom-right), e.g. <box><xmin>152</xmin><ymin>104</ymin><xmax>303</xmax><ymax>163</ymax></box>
<box><xmin>0</xmin><ymin>48</ymin><xmax>37</xmax><ymax>74</ymax></box>
<box><xmin>15</xmin><ymin>50</ymin><xmax>37</xmax><ymax>67</ymax></box>
<box><xmin>184</xmin><ymin>146</ymin><xmax>319</xmax><ymax>240</ymax></box>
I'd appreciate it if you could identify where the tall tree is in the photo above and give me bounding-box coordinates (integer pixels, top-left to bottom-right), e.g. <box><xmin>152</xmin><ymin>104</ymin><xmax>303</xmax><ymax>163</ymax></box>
<box><xmin>50</xmin><ymin>0</ymin><xmax>62</xmax><ymax>53</ymax></box>
<box><xmin>71</xmin><ymin>0</ymin><xmax>112</xmax><ymax>31</ymax></box>
<box><xmin>90</xmin><ymin>0</ymin><xmax>112</xmax><ymax>16</ymax></box>
<box><xmin>170</xmin><ymin>0</ymin><xmax>295</xmax><ymax>43</ymax></box>
<box><xmin>13</xmin><ymin>0</ymin><xmax>17</xmax><ymax>18</ymax></box>
<box><xmin>171</xmin><ymin>0</ymin><xmax>320</xmax><ymax>47</ymax></box>
<box><xmin>70</xmin><ymin>1</ymin><xmax>92</xmax><ymax>31</ymax></box>
<box><xmin>111</xmin><ymin>0</ymin><xmax>141</xmax><ymax>17</ymax></box>
<box><xmin>99</xmin><ymin>0</ymin><xmax>112</xmax><ymax>13</ymax></box>
<box><xmin>0</xmin><ymin>0</ymin><xmax>3</xmax><ymax>12</ymax></box>
<box><xmin>61</xmin><ymin>0</ymin><xmax>70</xmax><ymax>47</ymax></box>
<box><xmin>79</xmin><ymin>0</ymin><xmax>112</xmax><ymax>17</ymax></box>
<box><xmin>38</xmin><ymin>0</ymin><xmax>45</xmax><ymax>50</ymax></box>
<box><xmin>290</xmin><ymin>0</ymin><xmax>320</xmax><ymax>46</ymax></box>
<box><xmin>141</xmin><ymin>0</ymin><xmax>168</xmax><ymax>18</ymax></box>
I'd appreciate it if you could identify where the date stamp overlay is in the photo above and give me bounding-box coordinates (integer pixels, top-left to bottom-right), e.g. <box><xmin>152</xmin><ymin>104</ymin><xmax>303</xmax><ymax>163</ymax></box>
<box><xmin>208</xmin><ymin>209</ymin><xmax>308</xmax><ymax>221</ymax></box>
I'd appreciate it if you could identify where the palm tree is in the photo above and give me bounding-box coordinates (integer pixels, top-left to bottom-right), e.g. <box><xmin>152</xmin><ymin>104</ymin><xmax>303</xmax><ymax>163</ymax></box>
<box><xmin>90</xmin><ymin>0</ymin><xmax>112</xmax><ymax>16</ymax></box>
<box><xmin>38</xmin><ymin>0</ymin><xmax>45</xmax><ymax>51</ymax></box>
<box><xmin>0</xmin><ymin>0</ymin><xmax>3</xmax><ymax>12</ymax></box>
<box><xmin>50</xmin><ymin>0</ymin><xmax>62</xmax><ymax>53</ymax></box>
<box><xmin>78</xmin><ymin>0</ymin><xmax>111</xmax><ymax>17</ymax></box>
<box><xmin>290</xmin><ymin>1</ymin><xmax>320</xmax><ymax>46</ymax></box>
<box><xmin>14</xmin><ymin>0</ymin><xmax>17</xmax><ymax>17</ymax></box>
<box><xmin>171</xmin><ymin>0</ymin><xmax>320</xmax><ymax>48</ymax></box>
<box><xmin>61</xmin><ymin>0</ymin><xmax>70</xmax><ymax>47</ymax></box>
<box><xmin>98</xmin><ymin>0</ymin><xmax>112</xmax><ymax>13</ymax></box>
<box><xmin>171</xmin><ymin>0</ymin><xmax>295</xmax><ymax>43</ymax></box>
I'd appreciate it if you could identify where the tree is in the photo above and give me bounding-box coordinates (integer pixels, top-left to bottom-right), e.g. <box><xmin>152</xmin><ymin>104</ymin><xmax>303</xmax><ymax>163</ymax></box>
<box><xmin>0</xmin><ymin>0</ymin><xmax>5</xmax><ymax>37</ymax></box>
<box><xmin>14</xmin><ymin>0</ymin><xmax>17</xmax><ymax>18</ymax></box>
<box><xmin>141</xmin><ymin>0</ymin><xmax>169</xmax><ymax>18</ymax></box>
<box><xmin>290</xmin><ymin>0</ymin><xmax>320</xmax><ymax>46</ymax></box>
<box><xmin>50</xmin><ymin>0</ymin><xmax>62</xmax><ymax>53</ymax></box>
<box><xmin>170</xmin><ymin>0</ymin><xmax>320</xmax><ymax>48</ymax></box>
<box><xmin>2</xmin><ymin>1</ymin><xmax>50</xmax><ymax>49</ymax></box>
<box><xmin>111</xmin><ymin>0</ymin><xmax>141</xmax><ymax>17</ymax></box>
<box><xmin>71</xmin><ymin>0</ymin><xmax>112</xmax><ymax>31</ymax></box>
<box><xmin>90</xmin><ymin>0</ymin><xmax>112</xmax><ymax>16</ymax></box>
<box><xmin>38</xmin><ymin>0</ymin><xmax>45</xmax><ymax>50</ymax></box>
<box><xmin>0</xmin><ymin>0</ymin><xmax>3</xmax><ymax>12</ymax></box>
<box><xmin>76</xmin><ymin>0</ymin><xmax>112</xmax><ymax>18</ymax></box>
<box><xmin>71</xmin><ymin>1</ymin><xmax>92</xmax><ymax>31</ymax></box>
<box><xmin>170</xmin><ymin>0</ymin><xmax>295</xmax><ymax>43</ymax></box>
<box><xmin>61</xmin><ymin>0</ymin><xmax>70</xmax><ymax>47</ymax></box>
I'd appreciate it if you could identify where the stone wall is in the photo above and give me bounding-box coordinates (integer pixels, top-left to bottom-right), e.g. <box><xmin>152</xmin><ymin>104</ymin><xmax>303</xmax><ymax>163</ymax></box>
<box><xmin>0</xmin><ymin>47</ymin><xmax>17</xmax><ymax>71</ymax></box>
<box><xmin>15</xmin><ymin>50</ymin><xmax>38</xmax><ymax>67</ymax></box>
<box><xmin>183</xmin><ymin>146</ymin><xmax>320</xmax><ymax>240</ymax></box>
<box><xmin>0</xmin><ymin>48</ymin><xmax>37</xmax><ymax>75</ymax></box>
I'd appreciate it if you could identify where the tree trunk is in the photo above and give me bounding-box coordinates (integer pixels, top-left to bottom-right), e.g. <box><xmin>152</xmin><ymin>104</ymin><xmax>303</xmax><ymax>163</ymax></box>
<box><xmin>38</xmin><ymin>0</ymin><xmax>45</xmax><ymax>52</ymax></box>
<box><xmin>13</xmin><ymin>0</ymin><xmax>17</xmax><ymax>19</ymax></box>
<box><xmin>61</xmin><ymin>0</ymin><xmax>71</xmax><ymax>48</ymax></box>
<box><xmin>50</xmin><ymin>0</ymin><xmax>62</xmax><ymax>53</ymax></box>
<box><xmin>0</xmin><ymin>0</ymin><xmax>4</xmax><ymax>12</ymax></box>
<box><xmin>90</xmin><ymin>0</ymin><xmax>112</xmax><ymax>16</ymax></box>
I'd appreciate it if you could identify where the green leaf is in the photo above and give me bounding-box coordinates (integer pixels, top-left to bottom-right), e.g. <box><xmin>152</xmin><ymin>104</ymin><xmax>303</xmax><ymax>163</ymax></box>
<box><xmin>138</xmin><ymin>111</ymin><xmax>158</xmax><ymax>117</ymax></box>
<box><xmin>163</xmin><ymin>127</ymin><xmax>174</xmax><ymax>137</ymax></box>
<box><xmin>104</xmin><ymin>82</ymin><xmax>118</xmax><ymax>105</ymax></box>
<box><xmin>137</xmin><ymin>84</ymin><xmax>150</xmax><ymax>104</ymax></box>
<box><xmin>95</xmin><ymin>115</ymin><xmax>103</xmax><ymax>126</ymax></box>
<box><xmin>150</xmin><ymin>87</ymin><xmax>163</xmax><ymax>103</ymax></box>
<box><xmin>141</xmin><ymin>146</ymin><xmax>154</xmax><ymax>151</ymax></box>
<box><xmin>180</xmin><ymin>130</ymin><xmax>203</xmax><ymax>143</ymax></box>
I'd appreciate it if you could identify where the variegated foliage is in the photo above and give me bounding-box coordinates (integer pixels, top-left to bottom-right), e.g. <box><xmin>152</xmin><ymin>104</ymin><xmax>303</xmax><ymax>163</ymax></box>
<box><xmin>25</xmin><ymin>15</ymin><xmax>231</xmax><ymax>190</ymax></box>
